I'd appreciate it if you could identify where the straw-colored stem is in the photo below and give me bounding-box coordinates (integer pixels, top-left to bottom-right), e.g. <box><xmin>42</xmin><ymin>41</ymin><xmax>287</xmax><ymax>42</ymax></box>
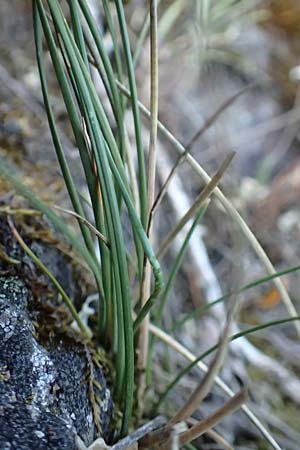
<box><xmin>137</xmin><ymin>0</ymin><xmax>159</xmax><ymax>406</ymax></box>
<box><xmin>157</xmin><ymin>153</ymin><xmax>234</xmax><ymax>258</ymax></box>
<box><xmin>178</xmin><ymin>389</ymin><xmax>248</xmax><ymax>447</ymax></box>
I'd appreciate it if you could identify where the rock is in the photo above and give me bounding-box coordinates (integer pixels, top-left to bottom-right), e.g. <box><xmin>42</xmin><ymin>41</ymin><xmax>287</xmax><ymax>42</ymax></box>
<box><xmin>0</xmin><ymin>217</ymin><xmax>113</xmax><ymax>450</ymax></box>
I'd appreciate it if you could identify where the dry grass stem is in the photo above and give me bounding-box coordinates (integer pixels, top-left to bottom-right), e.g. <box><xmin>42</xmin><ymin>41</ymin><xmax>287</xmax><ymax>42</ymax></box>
<box><xmin>53</xmin><ymin>205</ymin><xmax>110</xmax><ymax>247</ymax></box>
<box><xmin>140</xmin><ymin>390</ymin><xmax>247</xmax><ymax>449</ymax></box>
<box><xmin>157</xmin><ymin>152</ymin><xmax>235</xmax><ymax>259</ymax></box>
<box><xmin>177</xmin><ymin>389</ymin><xmax>248</xmax><ymax>447</ymax></box>
<box><xmin>204</xmin><ymin>428</ymin><xmax>234</xmax><ymax>450</ymax></box>
<box><xmin>150</xmin><ymin>70</ymin><xmax>253</xmax><ymax>222</ymax></box>
<box><xmin>137</xmin><ymin>0</ymin><xmax>159</xmax><ymax>405</ymax></box>
<box><xmin>169</xmin><ymin>291</ymin><xmax>239</xmax><ymax>425</ymax></box>
<box><xmin>185</xmin><ymin>84</ymin><xmax>254</xmax><ymax>150</ymax></box>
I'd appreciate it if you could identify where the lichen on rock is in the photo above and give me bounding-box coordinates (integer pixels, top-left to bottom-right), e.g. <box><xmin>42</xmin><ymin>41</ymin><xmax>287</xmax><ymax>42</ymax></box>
<box><xmin>0</xmin><ymin>216</ymin><xmax>113</xmax><ymax>450</ymax></box>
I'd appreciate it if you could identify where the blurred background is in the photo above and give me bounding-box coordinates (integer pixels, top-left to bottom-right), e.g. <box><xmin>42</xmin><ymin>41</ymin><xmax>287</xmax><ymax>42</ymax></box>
<box><xmin>1</xmin><ymin>1</ymin><xmax>300</xmax><ymax>449</ymax></box>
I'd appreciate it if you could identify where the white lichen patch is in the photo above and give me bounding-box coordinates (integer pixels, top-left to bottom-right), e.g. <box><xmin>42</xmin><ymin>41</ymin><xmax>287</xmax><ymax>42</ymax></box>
<box><xmin>34</xmin><ymin>430</ymin><xmax>45</xmax><ymax>439</ymax></box>
<box><xmin>100</xmin><ymin>388</ymin><xmax>110</xmax><ymax>413</ymax></box>
<box><xmin>0</xmin><ymin>308</ymin><xmax>18</xmax><ymax>342</ymax></box>
<box><xmin>30</xmin><ymin>341</ymin><xmax>55</xmax><ymax>409</ymax></box>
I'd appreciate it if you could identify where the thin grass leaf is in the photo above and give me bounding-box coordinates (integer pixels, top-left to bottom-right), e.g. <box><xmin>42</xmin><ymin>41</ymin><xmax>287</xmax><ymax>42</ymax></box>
<box><xmin>0</xmin><ymin>244</ymin><xmax>20</xmax><ymax>265</ymax></box>
<box><xmin>84</xmin><ymin>30</ymin><xmax>115</xmax><ymax>113</ymax></box>
<box><xmin>169</xmin><ymin>272</ymin><xmax>241</xmax><ymax>425</ymax></box>
<box><xmin>147</xmin><ymin>0</ymin><xmax>159</xmax><ymax>227</ymax></box>
<box><xmin>64</xmin><ymin>8</ymin><xmax>164</xmax><ymax>307</ymax></box>
<box><xmin>146</xmin><ymin>203</ymin><xmax>208</xmax><ymax>387</ymax></box>
<box><xmin>185</xmin><ymin>84</ymin><xmax>254</xmax><ymax>150</ymax></box>
<box><xmin>155</xmin><ymin>315</ymin><xmax>300</xmax><ymax>411</ymax></box>
<box><xmin>151</xmin><ymin>84</ymin><xmax>253</xmax><ymax>219</ymax></box>
<box><xmin>136</xmin><ymin>0</ymin><xmax>160</xmax><ymax>405</ymax></box>
<box><xmin>56</xmin><ymin>8</ymin><xmax>163</xmax><ymax>335</ymax></box>
<box><xmin>172</xmin><ymin>263</ymin><xmax>300</xmax><ymax>331</ymax></box>
<box><xmin>133</xmin><ymin>0</ymin><xmax>162</xmax><ymax>68</ymax></box>
<box><xmin>141</xmin><ymin>390</ymin><xmax>247</xmax><ymax>449</ymax></box>
<box><xmin>8</xmin><ymin>217</ymin><xmax>90</xmax><ymax>340</ymax></box>
<box><xmin>114</xmin><ymin>0</ymin><xmax>147</xmax><ymax>230</ymax></box>
<box><xmin>44</xmin><ymin>2</ymin><xmax>161</xmax><ymax>434</ymax></box>
<box><xmin>155</xmin><ymin>203</ymin><xmax>208</xmax><ymax>327</ymax></box>
<box><xmin>34</xmin><ymin>0</ymin><xmax>110</xmax><ymax>334</ymax></box>
<box><xmin>33</xmin><ymin>0</ymin><xmax>100</xmax><ymax>229</ymax></box>
<box><xmin>204</xmin><ymin>429</ymin><xmax>234</xmax><ymax>450</ymax></box>
<box><xmin>0</xmin><ymin>157</ymin><xmax>102</xmax><ymax>290</ymax></box>
<box><xmin>59</xmin><ymin>13</ymin><xmax>164</xmax><ymax>325</ymax></box>
<box><xmin>53</xmin><ymin>205</ymin><xmax>110</xmax><ymax>247</ymax></box>
<box><xmin>77</xmin><ymin>0</ymin><xmax>125</xmax><ymax>160</ymax></box>
<box><xmin>102</xmin><ymin>0</ymin><xmax>124</xmax><ymax>91</ymax></box>
<box><xmin>68</xmin><ymin>0</ymin><xmax>90</xmax><ymax>69</ymax></box>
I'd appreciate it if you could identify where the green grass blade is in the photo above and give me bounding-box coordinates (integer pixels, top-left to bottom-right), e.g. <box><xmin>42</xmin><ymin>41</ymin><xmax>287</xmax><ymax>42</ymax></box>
<box><xmin>114</xmin><ymin>0</ymin><xmax>147</xmax><ymax>229</ymax></box>
<box><xmin>34</xmin><ymin>0</ymin><xmax>99</xmax><ymax>217</ymax></box>
<box><xmin>157</xmin><ymin>153</ymin><xmax>234</xmax><ymax>259</ymax></box>
<box><xmin>102</xmin><ymin>0</ymin><xmax>124</xmax><ymax>93</ymax></box>
<box><xmin>155</xmin><ymin>315</ymin><xmax>300</xmax><ymax>411</ymax></box>
<box><xmin>78</xmin><ymin>0</ymin><xmax>125</xmax><ymax>158</ymax></box>
<box><xmin>116</xmin><ymin>78</ymin><xmax>299</xmax><ymax>337</ymax></box>
<box><xmin>146</xmin><ymin>203</ymin><xmax>208</xmax><ymax>385</ymax></box>
<box><xmin>155</xmin><ymin>204</ymin><xmax>208</xmax><ymax>327</ymax></box>
<box><xmin>9</xmin><ymin>217</ymin><xmax>90</xmax><ymax>340</ymax></box>
<box><xmin>172</xmin><ymin>264</ymin><xmax>300</xmax><ymax>331</ymax></box>
<box><xmin>0</xmin><ymin>158</ymin><xmax>102</xmax><ymax>292</ymax></box>
<box><xmin>33</xmin><ymin>2</ymin><xmax>96</xmax><ymax>259</ymax></box>
<box><xmin>68</xmin><ymin>0</ymin><xmax>90</xmax><ymax>69</ymax></box>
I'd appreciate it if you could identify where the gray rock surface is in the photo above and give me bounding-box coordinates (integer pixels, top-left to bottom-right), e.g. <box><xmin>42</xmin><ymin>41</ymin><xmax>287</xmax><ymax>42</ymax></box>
<box><xmin>0</xmin><ymin>217</ymin><xmax>113</xmax><ymax>450</ymax></box>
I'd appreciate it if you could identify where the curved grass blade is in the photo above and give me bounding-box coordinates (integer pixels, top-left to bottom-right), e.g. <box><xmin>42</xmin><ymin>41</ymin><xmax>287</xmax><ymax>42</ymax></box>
<box><xmin>0</xmin><ymin>158</ymin><xmax>103</xmax><ymax>292</ymax></box>
<box><xmin>53</xmin><ymin>205</ymin><xmax>110</xmax><ymax>247</ymax></box>
<box><xmin>68</xmin><ymin>0</ymin><xmax>90</xmax><ymax>69</ymax></box>
<box><xmin>8</xmin><ymin>217</ymin><xmax>90</xmax><ymax>340</ymax></box>
<box><xmin>146</xmin><ymin>203</ymin><xmax>208</xmax><ymax>385</ymax></box>
<box><xmin>116</xmin><ymin>79</ymin><xmax>300</xmax><ymax>338</ymax></box>
<box><xmin>172</xmin><ymin>263</ymin><xmax>300</xmax><ymax>331</ymax></box>
<box><xmin>136</xmin><ymin>0</ymin><xmax>160</xmax><ymax>409</ymax></box>
<box><xmin>77</xmin><ymin>0</ymin><xmax>125</xmax><ymax>160</ymax></box>
<box><xmin>179</xmin><ymin>389</ymin><xmax>248</xmax><ymax>447</ymax></box>
<box><xmin>155</xmin><ymin>315</ymin><xmax>300</xmax><ymax>411</ymax></box>
<box><xmin>102</xmin><ymin>0</ymin><xmax>124</xmax><ymax>93</ymax></box>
